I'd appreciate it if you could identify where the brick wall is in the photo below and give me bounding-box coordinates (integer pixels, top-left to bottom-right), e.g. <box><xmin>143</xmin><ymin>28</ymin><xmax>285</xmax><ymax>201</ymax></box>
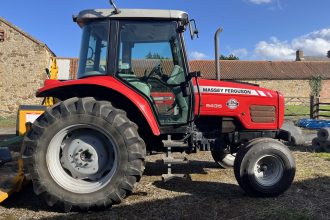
<box><xmin>0</xmin><ymin>20</ymin><xmax>53</xmax><ymax>118</ymax></box>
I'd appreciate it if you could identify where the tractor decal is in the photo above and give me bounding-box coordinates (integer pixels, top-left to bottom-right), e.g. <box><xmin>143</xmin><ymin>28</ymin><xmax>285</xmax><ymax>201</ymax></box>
<box><xmin>226</xmin><ymin>98</ymin><xmax>239</xmax><ymax>110</ymax></box>
<box><xmin>195</xmin><ymin>86</ymin><xmax>260</xmax><ymax>96</ymax></box>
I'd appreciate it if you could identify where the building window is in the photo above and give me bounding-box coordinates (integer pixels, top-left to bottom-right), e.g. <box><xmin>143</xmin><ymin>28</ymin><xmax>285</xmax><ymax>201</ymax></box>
<box><xmin>0</xmin><ymin>29</ymin><xmax>5</xmax><ymax>42</ymax></box>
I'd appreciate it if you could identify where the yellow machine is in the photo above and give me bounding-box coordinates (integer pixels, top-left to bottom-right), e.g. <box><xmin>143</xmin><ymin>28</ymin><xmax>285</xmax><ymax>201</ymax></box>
<box><xmin>0</xmin><ymin>58</ymin><xmax>58</xmax><ymax>203</ymax></box>
<box><xmin>44</xmin><ymin>57</ymin><xmax>58</xmax><ymax>106</ymax></box>
<box><xmin>0</xmin><ymin>155</ymin><xmax>25</xmax><ymax>203</ymax></box>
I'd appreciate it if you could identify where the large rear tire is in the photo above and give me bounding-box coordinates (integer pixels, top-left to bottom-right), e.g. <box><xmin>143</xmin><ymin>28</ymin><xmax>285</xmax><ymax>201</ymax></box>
<box><xmin>234</xmin><ymin>138</ymin><xmax>295</xmax><ymax>197</ymax></box>
<box><xmin>22</xmin><ymin>97</ymin><xmax>146</xmax><ymax>211</ymax></box>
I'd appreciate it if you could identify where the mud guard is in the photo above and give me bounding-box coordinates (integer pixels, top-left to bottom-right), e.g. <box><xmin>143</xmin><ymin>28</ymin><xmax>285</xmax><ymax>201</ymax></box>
<box><xmin>36</xmin><ymin>77</ymin><xmax>161</xmax><ymax>136</ymax></box>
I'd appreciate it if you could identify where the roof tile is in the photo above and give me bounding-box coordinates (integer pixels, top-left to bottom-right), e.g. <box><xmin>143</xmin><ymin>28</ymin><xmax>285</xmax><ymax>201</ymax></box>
<box><xmin>189</xmin><ymin>60</ymin><xmax>330</xmax><ymax>80</ymax></box>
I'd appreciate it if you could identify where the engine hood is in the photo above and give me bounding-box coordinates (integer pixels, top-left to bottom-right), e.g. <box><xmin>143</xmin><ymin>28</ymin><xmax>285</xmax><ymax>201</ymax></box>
<box><xmin>193</xmin><ymin>78</ymin><xmax>283</xmax><ymax>130</ymax></box>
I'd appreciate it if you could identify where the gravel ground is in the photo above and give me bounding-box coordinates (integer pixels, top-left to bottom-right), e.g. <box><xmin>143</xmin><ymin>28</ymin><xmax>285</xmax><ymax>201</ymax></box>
<box><xmin>1</xmin><ymin>144</ymin><xmax>330</xmax><ymax>220</ymax></box>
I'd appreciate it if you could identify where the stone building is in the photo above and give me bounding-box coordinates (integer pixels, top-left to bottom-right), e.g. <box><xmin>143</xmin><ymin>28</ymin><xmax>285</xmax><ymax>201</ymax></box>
<box><xmin>189</xmin><ymin>60</ymin><xmax>330</xmax><ymax>98</ymax></box>
<box><xmin>296</xmin><ymin>49</ymin><xmax>330</xmax><ymax>61</ymax></box>
<box><xmin>0</xmin><ymin>17</ymin><xmax>55</xmax><ymax>118</ymax></box>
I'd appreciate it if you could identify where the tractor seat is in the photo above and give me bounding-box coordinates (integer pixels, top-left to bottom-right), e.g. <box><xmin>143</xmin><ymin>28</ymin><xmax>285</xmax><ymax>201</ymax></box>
<box><xmin>166</xmin><ymin>65</ymin><xmax>188</xmax><ymax>123</ymax></box>
<box><xmin>118</xmin><ymin>73</ymin><xmax>151</xmax><ymax>97</ymax></box>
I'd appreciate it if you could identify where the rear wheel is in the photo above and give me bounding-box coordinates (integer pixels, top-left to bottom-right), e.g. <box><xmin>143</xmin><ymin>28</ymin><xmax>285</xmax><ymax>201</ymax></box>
<box><xmin>23</xmin><ymin>97</ymin><xmax>146</xmax><ymax>211</ymax></box>
<box><xmin>234</xmin><ymin>138</ymin><xmax>295</xmax><ymax>197</ymax></box>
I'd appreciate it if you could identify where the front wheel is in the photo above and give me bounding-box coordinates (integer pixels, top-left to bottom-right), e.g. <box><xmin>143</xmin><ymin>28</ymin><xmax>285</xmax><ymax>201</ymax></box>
<box><xmin>234</xmin><ymin>138</ymin><xmax>295</xmax><ymax>197</ymax></box>
<box><xmin>23</xmin><ymin>97</ymin><xmax>146</xmax><ymax>211</ymax></box>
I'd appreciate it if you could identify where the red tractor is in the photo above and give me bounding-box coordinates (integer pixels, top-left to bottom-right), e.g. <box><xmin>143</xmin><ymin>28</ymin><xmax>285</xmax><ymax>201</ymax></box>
<box><xmin>22</xmin><ymin>3</ymin><xmax>295</xmax><ymax>211</ymax></box>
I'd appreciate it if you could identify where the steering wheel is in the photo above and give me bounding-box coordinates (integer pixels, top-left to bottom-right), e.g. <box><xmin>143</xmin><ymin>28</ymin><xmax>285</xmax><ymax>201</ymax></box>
<box><xmin>145</xmin><ymin>63</ymin><xmax>170</xmax><ymax>83</ymax></box>
<box><xmin>147</xmin><ymin>63</ymin><xmax>163</xmax><ymax>79</ymax></box>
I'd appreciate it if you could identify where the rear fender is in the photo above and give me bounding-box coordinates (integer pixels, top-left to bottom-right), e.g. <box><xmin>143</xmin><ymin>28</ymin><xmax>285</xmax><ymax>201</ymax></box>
<box><xmin>37</xmin><ymin>77</ymin><xmax>160</xmax><ymax>136</ymax></box>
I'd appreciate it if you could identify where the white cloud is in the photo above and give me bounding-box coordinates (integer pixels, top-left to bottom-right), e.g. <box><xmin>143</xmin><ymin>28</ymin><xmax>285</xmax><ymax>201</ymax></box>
<box><xmin>292</xmin><ymin>29</ymin><xmax>330</xmax><ymax>56</ymax></box>
<box><xmin>254</xmin><ymin>28</ymin><xmax>330</xmax><ymax>60</ymax></box>
<box><xmin>248</xmin><ymin>0</ymin><xmax>272</xmax><ymax>4</ymax></box>
<box><xmin>254</xmin><ymin>37</ymin><xmax>295</xmax><ymax>60</ymax></box>
<box><xmin>190</xmin><ymin>51</ymin><xmax>208</xmax><ymax>60</ymax></box>
<box><xmin>230</xmin><ymin>48</ymin><xmax>249</xmax><ymax>58</ymax></box>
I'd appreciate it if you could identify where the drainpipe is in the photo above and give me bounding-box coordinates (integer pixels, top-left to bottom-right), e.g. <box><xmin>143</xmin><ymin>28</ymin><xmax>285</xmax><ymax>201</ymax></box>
<box><xmin>214</xmin><ymin>28</ymin><xmax>223</xmax><ymax>81</ymax></box>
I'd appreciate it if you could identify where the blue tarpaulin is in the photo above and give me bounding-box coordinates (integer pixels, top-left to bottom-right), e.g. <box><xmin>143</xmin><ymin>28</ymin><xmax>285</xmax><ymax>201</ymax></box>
<box><xmin>297</xmin><ymin>119</ymin><xmax>330</xmax><ymax>129</ymax></box>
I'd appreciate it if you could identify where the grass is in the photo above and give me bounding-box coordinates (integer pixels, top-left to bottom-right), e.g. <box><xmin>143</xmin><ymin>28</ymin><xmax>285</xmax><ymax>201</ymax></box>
<box><xmin>0</xmin><ymin>116</ymin><xmax>16</xmax><ymax>129</ymax></box>
<box><xmin>257</xmin><ymin>208</ymin><xmax>313</xmax><ymax>220</ymax></box>
<box><xmin>314</xmin><ymin>152</ymin><xmax>330</xmax><ymax>160</ymax></box>
<box><xmin>285</xmin><ymin>105</ymin><xmax>330</xmax><ymax>118</ymax></box>
<box><xmin>285</xmin><ymin>105</ymin><xmax>310</xmax><ymax>116</ymax></box>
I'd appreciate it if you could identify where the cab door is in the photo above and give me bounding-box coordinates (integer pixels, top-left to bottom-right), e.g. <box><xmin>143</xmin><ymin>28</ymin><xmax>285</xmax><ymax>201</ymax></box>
<box><xmin>115</xmin><ymin>20</ymin><xmax>193</xmax><ymax>126</ymax></box>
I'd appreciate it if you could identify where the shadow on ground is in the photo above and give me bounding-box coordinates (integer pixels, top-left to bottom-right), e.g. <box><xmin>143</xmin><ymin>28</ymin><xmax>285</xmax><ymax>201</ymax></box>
<box><xmin>30</xmin><ymin>176</ymin><xmax>330</xmax><ymax>220</ymax></box>
<box><xmin>2</xmin><ymin>156</ymin><xmax>330</xmax><ymax>219</ymax></box>
<box><xmin>0</xmin><ymin>159</ymin><xmax>223</xmax><ymax>212</ymax></box>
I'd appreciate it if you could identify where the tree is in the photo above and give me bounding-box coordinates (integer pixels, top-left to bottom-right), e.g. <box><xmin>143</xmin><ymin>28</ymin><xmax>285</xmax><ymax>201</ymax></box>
<box><xmin>309</xmin><ymin>75</ymin><xmax>323</xmax><ymax>97</ymax></box>
<box><xmin>219</xmin><ymin>54</ymin><xmax>239</xmax><ymax>60</ymax></box>
<box><xmin>145</xmin><ymin>52</ymin><xmax>169</xmax><ymax>60</ymax></box>
<box><xmin>327</xmin><ymin>50</ymin><xmax>330</xmax><ymax>58</ymax></box>
<box><xmin>145</xmin><ymin>52</ymin><xmax>153</xmax><ymax>59</ymax></box>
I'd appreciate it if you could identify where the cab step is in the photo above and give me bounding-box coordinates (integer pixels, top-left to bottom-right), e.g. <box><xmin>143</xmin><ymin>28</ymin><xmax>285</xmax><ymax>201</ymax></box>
<box><xmin>162</xmin><ymin>139</ymin><xmax>188</xmax><ymax>148</ymax></box>
<box><xmin>162</xmin><ymin>135</ymin><xmax>190</xmax><ymax>182</ymax></box>
<box><xmin>163</xmin><ymin>157</ymin><xmax>189</xmax><ymax>165</ymax></box>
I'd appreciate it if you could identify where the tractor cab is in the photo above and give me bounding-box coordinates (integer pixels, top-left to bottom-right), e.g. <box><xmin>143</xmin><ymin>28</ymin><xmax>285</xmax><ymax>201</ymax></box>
<box><xmin>75</xmin><ymin>9</ymin><xmax>195</xmax><ymax>126</ymax></box>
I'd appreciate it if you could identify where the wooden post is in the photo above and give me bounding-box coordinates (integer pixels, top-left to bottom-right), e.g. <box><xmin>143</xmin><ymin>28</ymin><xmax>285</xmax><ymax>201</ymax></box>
<box><xmin>316</xmin><ymin>97</ymin><xmax>320</xmax><ymax>119</ymax></box>
<box><xmin>310</xmin><ymin>96</ymin><xmax>314</xmax><ymax>119</ymax></box>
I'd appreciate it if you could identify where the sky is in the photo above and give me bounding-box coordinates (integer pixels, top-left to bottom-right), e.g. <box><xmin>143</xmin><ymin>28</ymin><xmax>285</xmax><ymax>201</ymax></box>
<box><xmin>1</xmin><ymin>0</ymin><xmax>330</xmax><ymax>61</ymax></box>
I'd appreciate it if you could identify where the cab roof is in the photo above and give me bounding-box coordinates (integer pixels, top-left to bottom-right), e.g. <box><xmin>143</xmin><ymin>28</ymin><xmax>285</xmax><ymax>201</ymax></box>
<box><xmin>74</xmin><ymin>9</ymin><xmax>189</xmax><ymax>25</ymax></box>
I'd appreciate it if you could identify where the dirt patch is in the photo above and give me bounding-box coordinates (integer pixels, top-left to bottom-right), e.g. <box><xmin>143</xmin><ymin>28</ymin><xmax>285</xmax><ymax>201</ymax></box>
<box><xmin>1</xmin><ymin>146</ymin><xmax>330</xmax><ymax>220</ymax></box>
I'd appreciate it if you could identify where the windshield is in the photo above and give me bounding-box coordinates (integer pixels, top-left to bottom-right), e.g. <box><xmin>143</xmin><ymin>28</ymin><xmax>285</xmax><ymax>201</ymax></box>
<box><xmin>77</xmin><ymin>21</ymin><xmax>109</xmax><ymax>78</ymax></box>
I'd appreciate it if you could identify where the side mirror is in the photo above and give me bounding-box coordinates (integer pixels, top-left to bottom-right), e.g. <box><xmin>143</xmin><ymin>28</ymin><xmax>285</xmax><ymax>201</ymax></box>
<box><xmin>187</xmin><ymin>71</ymin><xmax>201</xmax><ymax>80</ymax></box>
<box><xmin>189</xmin><ymin>19</ymin><xmax>199</xmax><ymax>40</ymax></box>
<box><xmin>180</xmin><ymin>71</ymin><xmax>201</xmax><ymax>97</ymax></box>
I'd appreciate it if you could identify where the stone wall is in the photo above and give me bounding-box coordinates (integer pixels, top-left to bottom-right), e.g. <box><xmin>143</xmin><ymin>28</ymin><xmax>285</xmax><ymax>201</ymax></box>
<box><xmin>243</xmin><ymin>79</ymin><xmax>330</xmax><ymax>99</ymax></box>
<box><xmin>0</xmin><ymin>19</ymin><xmax>53</xmax><ymax>118</ymax></box>
<box><xmin>320</xmin><ymin>80</ymin><xmax>330</xmax><ymax>98</ymax></box>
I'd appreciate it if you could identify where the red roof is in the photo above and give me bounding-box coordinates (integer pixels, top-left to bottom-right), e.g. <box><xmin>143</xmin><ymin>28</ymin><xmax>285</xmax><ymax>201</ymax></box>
<box><xmin>189</xmin><ymin>60</ymin><xmax>330</xmax><ymax>80</ymax></box>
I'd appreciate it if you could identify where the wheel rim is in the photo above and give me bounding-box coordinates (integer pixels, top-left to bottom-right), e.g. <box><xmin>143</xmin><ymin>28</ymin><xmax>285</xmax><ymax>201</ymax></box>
<box><xmin>46</xmin><ymin>124</ymin><xmax>117</xmax><ymax>194</ymax></box>
<box><xmin>253</xmin><ymin>155</ymin><xmax>284</xmax><ymax>187</ymax></box>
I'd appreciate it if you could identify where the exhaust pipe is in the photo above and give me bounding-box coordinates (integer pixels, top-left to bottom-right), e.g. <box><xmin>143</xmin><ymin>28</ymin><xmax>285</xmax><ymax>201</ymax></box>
<box><xmin>214</xmin><ymin>28</ymin><xmax>223</xmax><ymax>81</ymax></box>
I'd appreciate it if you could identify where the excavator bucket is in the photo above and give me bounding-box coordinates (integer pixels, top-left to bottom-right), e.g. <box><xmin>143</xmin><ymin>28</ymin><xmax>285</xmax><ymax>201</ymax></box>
<box><xmin>0</xmin><ymin>140</ymin><xmax>25</xmax><ymax>203</ymax></box>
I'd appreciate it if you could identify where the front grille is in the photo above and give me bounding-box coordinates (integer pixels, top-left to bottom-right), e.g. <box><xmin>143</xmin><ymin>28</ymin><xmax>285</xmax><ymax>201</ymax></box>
<box><xmin>250</xmin><ymin>105</ymin><xmax>276</xmax><ymax>123</ymax></box>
